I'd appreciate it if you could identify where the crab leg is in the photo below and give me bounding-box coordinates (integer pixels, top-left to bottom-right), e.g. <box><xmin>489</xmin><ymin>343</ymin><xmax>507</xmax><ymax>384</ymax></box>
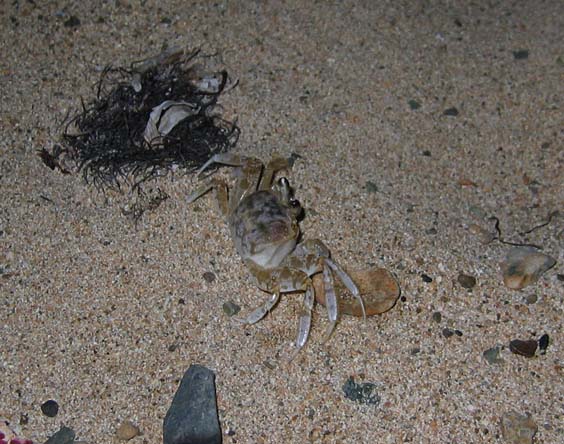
<box><xmin>296</xmin><ymin>286</ymin><xmax>315</xmax><ymax>347</ymax></box>
<box><xmin>288</xmin><ymin>286</ymin><xmax>314</xmax><ymax>362</ymax></box>
<box><xmin>187</xmin><ymin>178</ymin><xmax>229</xmax><ymax>216</ymax></box>
<box><xmin>326</xmin><ymin>258</ymin><xmax>367</xmax><ymax>320</ymax></box>
<box><xmin>322</xmin><ymin>265</ymin><xmax>338</xmax><ymax>342</ymax></box>
<box><xmin>236</xmin><ymin>292</ymin><xmax>280</xmax><ymax>325</ymax></box>
<box><xmin>195</xmin><ymin>153</ymin><xmax>248</xmax><ymax>177</ymax></box>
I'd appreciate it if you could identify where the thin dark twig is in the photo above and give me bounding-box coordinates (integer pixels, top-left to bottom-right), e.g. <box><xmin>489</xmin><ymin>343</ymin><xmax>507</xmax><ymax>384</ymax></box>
<box><xmin>488</xmin><ymin>216</ymin><xmax>543</xmax><ymax>250</ymax></box>
<box><xmin>519</xmin><ymin>211</ymin><xmax>559</xmax><ymax>235</ymax></box>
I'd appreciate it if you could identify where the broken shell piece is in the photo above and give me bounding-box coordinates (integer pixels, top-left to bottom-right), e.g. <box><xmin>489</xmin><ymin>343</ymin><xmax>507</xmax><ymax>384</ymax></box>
<box><xmin>313</xmin><ymin>267</ymin><xmax>400</xmax><ymax>317</ymax></box>
<box><xmin>143</xmin><ymin>101</ymin><xmax>201</xmax><ymax>145</ymax></box>
<box><xmin>501</xmin><ymin>247</ymin><xmax>556</xmax><ymax>290</ymax></box>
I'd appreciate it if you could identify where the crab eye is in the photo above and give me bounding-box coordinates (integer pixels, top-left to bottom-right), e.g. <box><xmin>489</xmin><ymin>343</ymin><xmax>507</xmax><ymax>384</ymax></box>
<box><xmin>278</xmin><ymin>177</ymin><xmax>289</xmax><ymax>187</ymax></box>
<box><xmin>290</xmin><ymin>199</ymin><xmax>300</xmax><ymax>208</ymax></box>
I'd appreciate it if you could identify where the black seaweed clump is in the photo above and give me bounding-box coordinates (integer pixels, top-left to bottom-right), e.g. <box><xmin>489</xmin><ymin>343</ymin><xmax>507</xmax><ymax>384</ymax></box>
<box><xmin>56</xmin><ymin>48</ymin><xmax>239</xmax><ymax>190</ymax></box>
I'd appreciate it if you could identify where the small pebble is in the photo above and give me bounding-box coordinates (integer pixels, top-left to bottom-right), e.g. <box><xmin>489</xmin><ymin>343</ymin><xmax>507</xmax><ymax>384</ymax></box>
<box><xmin>421</xmin><ymin>274</ymin><xmax>433</xmax><ymax>283</ymax></box>
<box><xmin>203</xmin><ymin>271</ymin><xmax>216</xmax><ymax>283</ymax></box>
<box><xmin>457</xmin><ymin>273</ymin><xmax>476</xmax><ymax>289</ymax></box>
<box><xmin>63</xmin><ymin>16</ymin><xmax>81</xmax><ymax>27</ymax></box>
<box><xmin>116</xmin><ymin>420</ymin><xmax>141</xmax><ymax>441</ymax></box>
<box><xmin>524</xmin><ymin>294</ymin><xmax>538</xmax><ymax>304</ymax></box>
<box><xmin>408</xmin><ymin>99</ymin><xmax>421</xmax><ymax>110</ymax></box>
<box><xmin>365</xmin><ymin>181</ymin><xmax>378</xmax><ymax>193</ymax></box>
<box><xmin>500</xmin><ymin>412</ymin><xmax>537</xmax><ymax>444</ymax></box>
<box><xmin>512</xmin><ymin>49</ymin><xmax>529</xmax><ymax>60</ymax></box>
<box><xmin>431</xmin><ymin>312</ymin><xmax>442</xmax><ymax>323</ymax></box>
<box><xmin>501</xmin><ymin>247</ymin><xmax>556</xmax><ymax>290</ymax></box>
<box><xmin>40</xmin><ymin>399</ymin><xmax>59</xmax><ymax>417</ymax></box>
<box><xmin>538</xmin><ymin>334</ymin><xmax>549</xmax><ymax>354</ymax></box>
<box><xmin>483</xmin><ymin>346</ymin><xmax>504</xmax><ymax>364</ymax></box>
<box><xmin>509</xmin><ymin>339</ymin><xmax>538</xmax><ymax>358</ymax></box>
<box><xmin>443</xmin><ymin>107</ymin><xmax>459</xmax><ymax>116</ymax></box>
<box><xmin>468</xmin><ymin>223</ymin><xmax>495</xmax><ymax>244</ymax></box>
<box><xmin>442</xmin><ymin>328</ymin><xmax>454</xmax><ymax>338</ymax></box>
<box><xmin>222</xmin><ymin>300</ymin><xmax>241</xmax><ymax>317</ymax></box>
<box><xmin>342</xmin><ymin>377</ymin><xmax>380</xmax><ymax>405</ymax></box>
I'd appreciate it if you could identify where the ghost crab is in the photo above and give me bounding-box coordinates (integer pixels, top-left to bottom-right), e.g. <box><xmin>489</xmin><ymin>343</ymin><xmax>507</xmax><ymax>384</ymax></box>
<box><xmin>188</xmin><ymin>154</ymin><xmax>365</xmax><ymax>356</ymax></box>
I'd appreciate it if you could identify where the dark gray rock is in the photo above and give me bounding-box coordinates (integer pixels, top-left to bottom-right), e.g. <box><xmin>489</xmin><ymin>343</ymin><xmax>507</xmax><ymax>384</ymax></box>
<box><xmin>40</xmin><ymin>399</ymin><xmax>59</xmax><ymax>417</ymax></box>
<box><xmin>164</xmin><ymin>365</ymin><xmax>221</xmax><ymax>444</ymax></box>
<box><xmin>44</xmin><ymin>426</ymin><xmax>76</xmax><ymax>444</ymax></box>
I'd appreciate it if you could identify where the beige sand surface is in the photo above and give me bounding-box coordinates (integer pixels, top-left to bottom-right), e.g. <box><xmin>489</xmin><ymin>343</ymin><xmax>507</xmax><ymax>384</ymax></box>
<box><xmin>1</xmin><ymin>1</ymin><xmax>562</xmax><ymax>443</ymax></box>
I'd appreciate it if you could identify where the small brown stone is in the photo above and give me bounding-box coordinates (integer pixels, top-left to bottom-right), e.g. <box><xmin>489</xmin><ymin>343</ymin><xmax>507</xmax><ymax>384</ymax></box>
<box><xmin>116</xmin><ymin>420</ymin><xmax>141</xmax><ymax>441</ymax></box>
<box><xmin>509</xmin><ymin>339</ymin><xmax>538</xmax><ymax>358</ymax></box>
<box><xmin>203</xmin><ymin>271</ymin><xmax>216</xmax><ymax>283</ymax></box>
<box><xmin>457</xmin><ymin>273</ymin><xmax>476</xmax><ymax>289</ymax></box>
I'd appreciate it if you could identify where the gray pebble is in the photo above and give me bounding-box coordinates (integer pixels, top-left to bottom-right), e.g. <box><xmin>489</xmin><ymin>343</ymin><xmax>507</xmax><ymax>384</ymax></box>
<box><xmin>442</xmin><ymin>328</ymin><xmax>454</xmax><ymax>338</ymax></box>
<box><xmin>483</xmin><ymin>346</ymin><xmax>504</xmax><ymax>364</ymax></box>
<box><xmin>432</xmin><ymin>312</ymin><xmax>442</xmax><ymax>323</ymax></box>
<box><xmin>222</xmin><ymin>301</ymin><xmax>241</xmax><ymax>316</ymax></box>
<box><xmin>512</xmin><ymin>49</ymin><xmax>529</xmax><ymax>60</ymax></box>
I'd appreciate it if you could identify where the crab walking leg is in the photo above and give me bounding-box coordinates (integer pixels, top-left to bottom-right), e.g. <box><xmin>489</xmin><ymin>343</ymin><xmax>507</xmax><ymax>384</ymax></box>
<box><xmin>325</xmin><ymin>258</ymin><xmax>367</xmax><ymax>320</ymax></box>
<box><xmin>236</xmin><ymin>292</ymin><xmax>280</xmax><ymax>325</ymax></box>
<box><xmin>322</xmin><ymin>265</ymin><xmax>338</xmax><ymax>342</ymax></box>
<box><xmin>187</xmin><ymin>178</ymin><xmax>229</xmax><ymax>216</ymax></box>
<box><xmin>287</xmin><ymin>286</ymin><xmax>314</xmax><ymax>362</ymax></box>
<box><xmin>295</xmin><ymin>286</ymin><xmax>315</xmax><ymax>348</ymax></box>
<box><xmin>195</xmin><ymin>153</ymin><xmax>249</xmax><ymax>177</ymax></box>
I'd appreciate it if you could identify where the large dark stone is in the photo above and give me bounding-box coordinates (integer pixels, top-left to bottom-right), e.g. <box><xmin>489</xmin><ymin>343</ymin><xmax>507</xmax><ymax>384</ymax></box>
<box><xmin>163</xmin><ymin>365</ymin><xmax>221</xmax><ymax>444</ymax></box>
<box><xmin>44</xmin><ymin>426</ymin><xmax>75</xmax><ymax>444</ymax></box>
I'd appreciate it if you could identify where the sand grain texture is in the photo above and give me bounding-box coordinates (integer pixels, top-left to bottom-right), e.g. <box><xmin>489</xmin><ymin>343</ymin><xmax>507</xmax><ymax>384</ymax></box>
<box><xmin>1</xmin><ymin>1</ymin><xmax>562</xmax><ymax>443</ymax></box>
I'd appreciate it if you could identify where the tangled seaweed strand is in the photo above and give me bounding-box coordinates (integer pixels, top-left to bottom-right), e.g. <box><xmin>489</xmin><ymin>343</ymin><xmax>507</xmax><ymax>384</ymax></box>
<box><xmin>61</xmin><ymin>49</ymin><xmax>239</xmax><ymax>190</ymax></box>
